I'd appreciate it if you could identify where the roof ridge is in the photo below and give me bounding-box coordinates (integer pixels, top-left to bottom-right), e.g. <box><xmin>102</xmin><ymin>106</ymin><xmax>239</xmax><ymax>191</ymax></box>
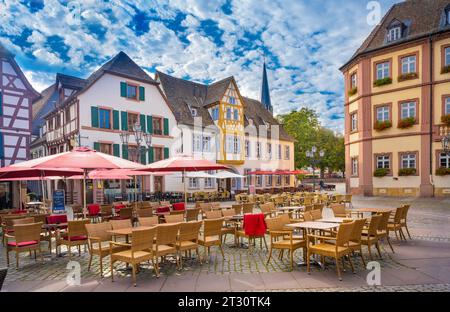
<box><xmin>157</xmin><ymin>70</ymin><xmax>208</xmax><ymax>87</ymax></box>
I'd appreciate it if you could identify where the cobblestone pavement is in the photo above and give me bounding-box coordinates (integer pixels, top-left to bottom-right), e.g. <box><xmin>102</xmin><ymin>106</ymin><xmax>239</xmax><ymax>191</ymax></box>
<box><xmin>1</xmin><ymin>192</ymin><xmax>449</xmax><ymax>292</ymax></box>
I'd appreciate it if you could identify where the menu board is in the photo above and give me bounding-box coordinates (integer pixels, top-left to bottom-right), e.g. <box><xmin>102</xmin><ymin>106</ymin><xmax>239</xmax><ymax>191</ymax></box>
<box><xmin>52</xmin><ymin>189</ymin><xmax>66</xmax><ymax>214</ymax></box>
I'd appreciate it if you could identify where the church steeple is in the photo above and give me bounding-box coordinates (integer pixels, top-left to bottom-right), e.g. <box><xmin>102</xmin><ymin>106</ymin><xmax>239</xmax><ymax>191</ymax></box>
<box><xmin>260</xmin><ymin>61</ymin><xmax>272</xmax><ymax>114</ymax></box>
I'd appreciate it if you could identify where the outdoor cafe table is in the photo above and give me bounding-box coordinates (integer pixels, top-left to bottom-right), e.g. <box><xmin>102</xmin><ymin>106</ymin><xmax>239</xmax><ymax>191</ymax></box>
<box><xmin>316</xmin><ymin>217</ymin><xmax>350</xmax><ymax>223</ymax></box>
<box><xmin>277</xmin><ymin>206</ymin><xmax>304</xmax><ymax>218</ymax></box>
<box><xmin>42</xmin><ymin>223</ymin><xmax>68</xmax><ymax>257</ymax></box>
<box><xmin>350</xmin><ymin>207</ymin><xmax>395</xmax><ymax>218</ymax></box>
<box><xmin>108</xmin><ymin>226</ymin><xmax>155</xmax><ymax>243</ymax></box>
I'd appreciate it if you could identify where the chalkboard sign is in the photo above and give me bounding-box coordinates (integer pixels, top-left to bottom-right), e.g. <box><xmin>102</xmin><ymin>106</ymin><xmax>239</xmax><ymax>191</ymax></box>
<box><xmin>52</xmin><ymin>189</ymin><xmax>66</xmax><ymax>214</ymax></box>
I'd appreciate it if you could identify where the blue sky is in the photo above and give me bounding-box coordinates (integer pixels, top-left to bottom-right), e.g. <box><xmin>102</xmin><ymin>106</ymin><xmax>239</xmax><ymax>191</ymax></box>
<box><xmin>0</xmin><ymin>0</ymin><xmax>400</xmax><ymax>133</ymax></box>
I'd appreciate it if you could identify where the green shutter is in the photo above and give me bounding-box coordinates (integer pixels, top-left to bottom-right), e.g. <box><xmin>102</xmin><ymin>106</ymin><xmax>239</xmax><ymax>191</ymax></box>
<box><xmin>148</xmin><ymin>147</ymin><xmax>154</xmax><ymax>163</ymax></box>
<box><xmin>140</xmin><ymin>148</ymin><xmax>147</xmax><ymax>165</ymax></box>
<box><xmin>139</xmin><ymin>86</ymin><xmax>145</xmax><ymax>101</ymax></box>
<box><xmin>120</xmin><ymin>82</ymin><xmax>127</xmax><ymax>97</ymax></box>
<box><xmin>163</xmin><ymin>118</ymin><xmax>169</xmax><ymax>136</ymax></box>
<box><xmin>0</xmin><ymin>91</ymin><xmax>3</xmax><ymax>116</ymax></box>
<box><xmin>140</xmin><ymin>114</ymin><xmax>146</xmax><ymax>131</ymax></box>
<box><xmin>113</xmin><ymin>110</ymin><xmax>120</xmax><ymax>130</ymax></box>
<box><xmin>113</xmin><ymin>144</ymin><xmax>120</xmax><ymax>157</ymax></box>
<box><xmin>164</xmin><ymin>147</ymin><xmax>169</xmax><ymax>159</ymax></box>
<box><xmin>122</xmin><ymin>144</ymin><xmax>129</xmax><ymax>160</ymax></box>
<box><xmin>91</xmin><ymin>106</ymin><xmax>99</xmax><ymax>127</ymax></box>
<box><xmin>93</xmin><ymin>142</ymin><xmax>100</xmax><ymax>151</ymax></box>
<box><xmin>147</xmin><ymin>115</ymin><xmax>153</xmax><ymax>134</ymax></box>
<box><xmin>121</xmin><ymin>111</ymin><xmax>128</xmax><ymax>131</ymax></box>
<box><xmin>0</xmin><ymin>133</ymin><xmax>4</xmax><ymax>159</ymax></box>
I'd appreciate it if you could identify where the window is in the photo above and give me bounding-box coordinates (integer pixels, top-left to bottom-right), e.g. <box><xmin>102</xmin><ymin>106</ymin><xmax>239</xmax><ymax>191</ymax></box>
<box><xmin>400</xmin><ymin>102</ymin><xmax>416</xmax><ymax>119</ymax></box>
<box><xmin>445</xmin><ymin>97</ymin><xmax>450</xmax><ymax>115</ymax></box>
<box><xmin>266</xmin><ymin>175</ymin><xmax>273</xmax><ymax>187</ymax></box>
<box><xmin>388</xmin><ymin>26</ymin><xmax>401</xmax><ymax>42</ymax></box>
<box><xmin>276</xmin><ymin>175</ymin><xmax>282</xmax><ymax>186</ymax></box>
<box><xmin>351</xmin><ymin>158</ymin><xmax>358</xmax><ymax>176</ymax></box>
<box><xmin>446</xmin><ymin>9</ymin><xmax>450</xmax><ymax>25</ymax></box>
<box><xmin>376</xmin><ymin>62</ymin><xmax>390</xmax><ymax>80</ymax></box>
<box><xmin>350</xmin><ymin>73</ymin><xmax>357</xmax><ymax>89</ymax></box>
<box><xmin>255</xmin><ymin>175</ymin><xmax>262</xmax><ymax>187</ymax></box>
<box><xmin>127</xmin><ymin>113</ymin><xmax>139</xmax><ymax>131</ymax></box>
<box><xmin>376</xmin><ymin>106</ymin><xmax>390</xmax><ymax>122</ymax></box>
<box><xmin>234</xmin><ymin>109</ymin><xmax>239</xmax><ymax>120</ymax></box>
<box><xmin>267</xmin><ymin>143</ymin><xmax>272</xmax><ymax>159</ymax></box>
<box><xmin>55</xmin><ymin>115</ymin><xmax>61</xmax><ymax>129</ymax></box>
<box><xmin>193</xmin><ymin>134</ymin><xmax>202</xmax><ymax>152</ymax></box>
<box><xmin>204</xmin><ymin>171</ymin><xmax>214</xmax><ymax>188</ymax></box>
<box><xmin>244</xmin><ymin>169</ymin><xmax>250</xmax><ymax>187</ymax></box>
<box><xmin>152</xmin><ymin>117</ymin><xmax>162</xmax><ymax>135</ymax></box>
<box><xmin>446</xmin><ymin>47</ymin><xmax>450</xmax><ymax>66</ymax></box>
<box><xmin>278</xmin><ymin>144</ymin><xmax>282</xmax><ymax>159</ymax></box>
<box><xmin>284</xmin><ymin>146</ymin><xmax>290</xmax><ymax>160</ymax></box>
<box><xmin>256</xmin><ymin>142</ymin><xmax>261</xmax><ymax>159</ymax></box>
<box><xmin>245</xmin><ymin>140</ymin><xmax>250</xmax><ymax>158</ymax></box>
<box><xmin>439</xmin><ymin>152</ymin><xmax>450</xmax><ymax>168</ymax></box>
<box><xmin>100</xmin><ymin>143</ymin><xmax>112</xmax><ymax>155</ymax></box>
<box><xmin>191</xmin><ymin>108</ymin><xmax>197</xmax><ymax>117</ymax></box>
<box><xmin>154</xmin><ymin>147</ymin><xmax>164</xmax><ymax>161</ymax></box>
<box><xmin>226</xmin><ymin>108</ymin><xmax>232</xmax><ymax>119</ymax></box>
<box><xmin>65</xmin><ymin>107</ymin><xmax>71</xmax><ymax>123</ymax></box>
<box><xmin>229</xmin><ymin>96</ymin><xmax>236</xmax><ymax>105</ymax></box>
<box><xmin>401</xmin><ymin>55</ymin><xmax>416</xmax><ymax>74</ymax></box>
<box><xmin>284</xmin><ymin>175</ymin><xmax>290</xmax><ymax>185</ymax></box>
<box><xmin>376</xmin><ymin>155</ymin><xmax>390</xmax><ymax>169</ymax></box>
<box><xmin>233</xmin><ymin>136</ymin><xmax>240</xmax><ymax>153</ymax></box>
<box><xmin>211</xmin><ymin>107</ymin><xmax>219</xmax><ymax>120</ymax></box>
<box><xmin>189</xmin><ymin>178</ymin><xmax>199</xmax><ymax>189</ymax></box>
<box><xmin>126</xmin><ymin>84</ymin><xmax>137</xmax><ymax>99</ymax></box>
<box><xmin>351</xmin><ymin>113</ymin><xmax>358</xmax><ymax>131</ymax></box>
<box><xmin>202</xmin><ymin>136</ymin><xmax>211</xmax><ymax>152</ymax></box>
<box><xmin>401</xmin><ymin>153</ymin><xmax>416</xmax><ymax>169</ymax></box>
<box><xmin>99</xmin><ymin>108</ymin><xmax>111</xmax><ymax>129</ymax></box>
<box><xmin>48</xmin><ymin>119</ymin><xmax>53</xmax><ymax>131</ymax></box>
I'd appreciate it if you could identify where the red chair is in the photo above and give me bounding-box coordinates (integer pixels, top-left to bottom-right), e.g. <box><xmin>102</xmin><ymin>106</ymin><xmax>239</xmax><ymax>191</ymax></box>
<box><xmin>235</xmin><ymin>213</ymin><xmax>268</xmax><ymax>252</ymax></box>
<box><xmin>113</xmin><ymin>204</ymin><xmax>126</xmax><ymax>215</ymax></box>
<box><xmin>46</xmin><ymin>214</ymin><xmax>68</xmax><ymax>225</ymax></box>
<box><xmin>172</xmin><ymin>202</ymin><xmax>185</xmax><ymax>211</ymax></box>
<box><xmin>87</xmin><ymin>204</ymin><xmax>101</xmax><ymax>222</ymax></box>
<box><xmin>156</xmin><ymin>206</ymin><xmax>170</xmax><ymax>214</ymax></box>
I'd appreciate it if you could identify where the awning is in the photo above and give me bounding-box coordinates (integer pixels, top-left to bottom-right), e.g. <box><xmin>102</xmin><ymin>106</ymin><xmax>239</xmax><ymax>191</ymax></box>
<box><xmin>212</xmin><ymin>171</ymin><xmax>245</xmax><ymax>179</ymax></box>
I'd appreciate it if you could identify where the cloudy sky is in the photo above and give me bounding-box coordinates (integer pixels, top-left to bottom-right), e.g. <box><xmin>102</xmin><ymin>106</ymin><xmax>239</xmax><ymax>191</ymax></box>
<box><xmin>0</xmin><ymin>0</ymin><xmax>400</xmax><ymax>133</ymax></box>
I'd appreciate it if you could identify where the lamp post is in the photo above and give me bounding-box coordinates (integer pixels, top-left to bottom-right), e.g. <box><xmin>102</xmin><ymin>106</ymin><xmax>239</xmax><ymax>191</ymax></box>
<box><xmin>119</xmin><ymin>122</ymin><xmax>152</xmax><ymax>203</ymax></box>
<box><xmin>305</xmin><ymin>146</ymin><xmax>325</xmax><ymax>192</ymax></box>
<box><xmin>442</xmin><ymin>134</ymin><xmax>450</xmax><ymax>156</ymax></box>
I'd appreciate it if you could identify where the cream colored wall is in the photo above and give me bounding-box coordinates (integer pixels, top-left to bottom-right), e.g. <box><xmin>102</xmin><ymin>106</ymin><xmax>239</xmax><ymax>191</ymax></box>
<box><xmin>349</xmin><ymin>142</ymin><xmax>359</xmax><ymax>157</ymax></box>
<box><xmin>347</xmin><ymin>64</ymin><xmax>359</xmax><ymax>101</ymax></box>
<box><xmin>434</xmin><ymin>82</ymin><xmax>450</xmax><ymax>124</ymax></box>
<box><xmin>433</xmin><ymin>37</ymin><xmax>450</xmax><ymax>82</ymax></box>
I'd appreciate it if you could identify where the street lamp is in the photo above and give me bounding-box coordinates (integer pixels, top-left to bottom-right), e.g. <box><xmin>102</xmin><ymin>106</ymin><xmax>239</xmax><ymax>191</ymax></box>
<box><xmin>442</xmin><ymin>134</ymin><xmax>450</xmax><ymax>155</ymax></box>
<box><xmin>305</xmin><ymin>146</ymin><xmax>325</xmax><ymax>192</ymax></box>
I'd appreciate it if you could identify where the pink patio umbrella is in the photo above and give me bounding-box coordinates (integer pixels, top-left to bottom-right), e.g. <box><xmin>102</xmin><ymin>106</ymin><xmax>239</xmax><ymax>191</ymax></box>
<box><xmin>138</xmin><ymin>155</ymin><xmax>228</xmax><ymax>205</ymax></box>
<box><xmin>247</xmin><ymin>170</ymin><xmax>274</xmax><ymax>175</ymax></box>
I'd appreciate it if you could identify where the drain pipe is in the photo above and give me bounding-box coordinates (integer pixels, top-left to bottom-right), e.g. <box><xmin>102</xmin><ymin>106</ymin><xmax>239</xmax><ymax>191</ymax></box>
<box><xmin>428</xmin><ymin>35</ymin><xmax>435</xmax><ymax>194</ymax></box>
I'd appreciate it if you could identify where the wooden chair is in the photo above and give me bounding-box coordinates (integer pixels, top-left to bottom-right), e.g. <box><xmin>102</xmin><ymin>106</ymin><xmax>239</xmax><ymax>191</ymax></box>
<box><xmin>56</xmin><ymin>219</ymin><xmax>90</xmax><ymax>257</ymax></box>
<box><xmin>309</xmin><ymin>209</ymin><xmax>322</xmax><ymax>220</ymax></box>
<box><xmin>110</xmin><ymin>227</ymin><xmax>157</xmax><ymax>287</ymax></box>
<box><xmin>330</xmin><ymin>203</ymin><xmax>350</xmax><ymax>218</ymax></box>
<box><xmin>100</xmin><ymin>204</ymin><xmax>113</xmax><ymax>221</ymax></box>
<box><xmin>361</xmin><ymin>214</ymin><xmax>382</xmax><ymax>260</ymax></box>
<box><xmin>85</xmin><ymin>222</ymin><xmax>128</xmax><ymax>276</ymax></box>
<box><xmin>205</xmin><ymin>210</ymin><xmax>222</xmax><ymax>219</ymax></box>
<box><xmin>6</xmin><ymin>222</ymin><xmax>43</xmax><ymax>270</ymax></box>
<box><xmin>376</xmin><ymin>211</ymin><xmax>395</xmax><ymax>254</ymax></box>
<box><xmin>110</xmin><ymin>219</ymin><xmax>132</xmax><ymax>230</ymax></box>
<box><xmin>113</xmin><ymin>207</ymin><xmax>133</xmax><ymax>220</ymax></box>
<box><xmin>266</xmin><ymin>217</ymin><xmax>306</xmax><ymax>270</ymax></box>
<box><xmin>307</xmin><ymin>221</ymin><xmax>355</xmax><ymax>280</ymax></box>
<box><xmin>400</xmin><ymin>204</ymin><xmax>412</xmax><ymax>239</ymax></box>
<box><xmin>186</xmin><ymin>208</ymin><xmax>201</xmax><ymax>221</ymax></box>
<box><xmin>137</xmin><ymin>208</ymin><xmax>153</xmax><ymax>218</ymax></box>
<box><xmin>177</xmin><ymin>221</ymin><xmax>202</xmax><ymax>268</ymax></box>
<box><xmin>139</xmin><ymin>216</ymin><xmax>159</xmax><ymax>227</ymax></box>
<box><xmin>232</xmin><ymin>204</ymin><xmax>242</xmax><ymax>215</ymax></box>
<box><xmin>198</xmin><ymin>218</ymin><xmax>225</xmax><ymax>261</ymax></box>
<box><xmin>164</xmin><ymin>214</ymin><xmax>184</xmax><ymax>224</ymax></box>
<box><xmin>388</xmin><ymin>206</ymin><xmax>406</xmax><ymax>241</ymax></box>
<box><xmin>12</xmin><ymin>217</ymin><xmax>34</xmax><ymax>225</ymax></box>
<box><xmin>330</xmin><ymin>218</ymin><xmax>367</xmax><ymax>266</ymax></box>
<box><xmin>242</xmin><ymin>203</ymin><xmax>254</xmax><ymax>214</ymax></box>
<box><xmin>153</xmin><ymin>223</ymin><xmax>181</xmax><ymax>276</ymax></box>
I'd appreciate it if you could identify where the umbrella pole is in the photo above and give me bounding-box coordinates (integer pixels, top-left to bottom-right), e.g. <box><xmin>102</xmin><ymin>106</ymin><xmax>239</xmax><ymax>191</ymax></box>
<box><xmin>134</xmin><ymin>175</ymin><xmax>138</xmax><ymax>210</ymax></box>
<box><xmin>19</xmin><ymin>181</ymin><xmax>22</xmax><ymax>210</ymax></box>
<box><xmin>183</xmin><ymin>169</ymin><xmax>187</xmax><ymax>207</ymax></box>
<box><xmin>83</xmin><ymin>169</ymin><xmax>87</xmax><ymax>218</ymax></box>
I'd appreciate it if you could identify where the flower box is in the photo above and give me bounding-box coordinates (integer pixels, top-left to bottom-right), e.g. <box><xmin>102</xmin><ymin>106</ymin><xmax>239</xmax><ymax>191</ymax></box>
<box><xmin>441</xmin><ymin>65</ymin><xmax>450</xmax><ymax>74</ymax></box>
<box><xmin>373</xmin><ymin>168</ymin><xmax>389</xmax><ymax>177</ymax></box>
<box><xmin>441</xmin><ymin>114</ymin><xmax>450</xmax><ymax>126</ymax></box>
<box><xmin>436</xmin><ymin>167</ymin><xmax>450</xmax><ymax>176</ymax></box>
<box><xmin>398</xmin><ymin>168</ymin><xmax>416</xmax><ymax>176</ymax></box>
<box><xmin>373</xmin><ymin>77</ymin><xmax>392</xmax><ymax>87</ymax></box>
<box><xmin>398</xmin><ymin>72</ymin><xmax>418</xmax><ymax>82</ymax></box>
<box><xmin>348</xmin><ymin>87</ymin><xmax>357</xmax><ymax>96</ymax></box>
<box><xmin>374</xmin><ymin>120</ymin><xmax>392</xmax><ymax>131</ymax></box>
<box><xmin>397</xmin><ymin>117</ymin><xmax>416</xmax><ymax>129</ymax></box>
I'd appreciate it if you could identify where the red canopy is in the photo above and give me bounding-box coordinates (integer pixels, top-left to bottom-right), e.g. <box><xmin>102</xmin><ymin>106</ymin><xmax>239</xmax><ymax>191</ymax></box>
<box><xmin>138</xmin><ymin>155</ymin><xmax>228</xmax><ymax>172</ymax></box>
<box><xmin>289</xmin><ymin>169</ymin><xmax>310</xmax><ymax>175</ymax></box>
<box><xmin>0</xmin><ymin>167</ymin><xmax>83</xmax><ymax>180</ymax></box>
<box><xmin>247</xmin><ymin>170</ymin><xmax>274</xmax><ymax>175</ymax></box>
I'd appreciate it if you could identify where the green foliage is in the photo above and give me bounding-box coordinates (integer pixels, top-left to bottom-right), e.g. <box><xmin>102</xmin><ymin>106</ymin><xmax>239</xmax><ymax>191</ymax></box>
<box><xmin>374</xmin><ymin>120</ymin><xmax>392</xmax><ymax>131</ymax></box>
<box><xmin>348</xmin><ymin>87</ymin><xmax>357</xmax><ymax>96</ymax></box>
<box><xmin>441</xmin><ymin>65</ymin><xmax>450</xmax><ymax>74</ymax></box>
<box><xmin>398</xmin><ymin>72</ymin><xmax>418</xmax><ymax>82</ymax></box>
<box><xmin>373</xmin><ymin>168</ymin><xmax>389</xmax><ymax>177</ymax></box>
<box><xmin>373</xmin><ymin>77</ymin><xmax>392</xmax><ymax>87</ymax></box>
<box><xmin>441</xmin><ymin>114</ymin><xmax>450</xmax><ymax>126</ymax></box>
<box><xmin>436</xmin><ymin>167</ymin><xmax>450</xmax><ymax>176</ymax></box>
<box><xmin>398</xmin><ymin>117</ymin><xmax>416</xmax><ymax>129</ymax></box>
<box><xmin>398</xmin><ymin>168</ymin><xmax>416</xmax><ymax>176</ymax></box>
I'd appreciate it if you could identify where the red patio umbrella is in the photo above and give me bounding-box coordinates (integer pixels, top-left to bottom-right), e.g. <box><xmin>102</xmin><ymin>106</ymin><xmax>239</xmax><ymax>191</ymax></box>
<box><xmin>138</xmin><ymin>155</ymin><xmax>228</xmax><ymax>204</ymax></box>
<box><xmin>289</xmin><ymin>169</ymin><xmax>310</xmax><ymax>175</ymax></box>
<box><xmin>247</xmin><ymin>170</ymin><xmax>274</xmax><ymax>175</ymax></box>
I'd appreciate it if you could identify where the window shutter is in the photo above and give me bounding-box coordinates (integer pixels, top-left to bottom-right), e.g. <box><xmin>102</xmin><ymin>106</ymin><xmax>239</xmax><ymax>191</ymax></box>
<box><xmin>164</xmin><ymin>147</ymin><xmax>169</xmax><ymax>159</ymax></box>
<box><xmin>122</xmin><ymin>144</ymin><xmax>129</xmax><ymax>160</ymax></box>
<box><xmin>93</xmin><ymin>142</ymin><xmax>100</xmax><ymax>151</ymax></box>
<box><xmin>163</xmin><ymin>118</ymin><xmax>169</xmax><ymax>135</ymax></box>
<box><xmin>139</xmin><ymin>86</ymin><xmax>145</xmax><ymax>101</ymax></box>
<box><xmin>147</xmin><ymin>115</ymin><xmax>153</xmax><ymax>134</ymax></box>
<box><xmin>140</xmin><ymin>148</ymin><xmax>147</xmax><ymax>165</ymax></box>
<box><xmin>0</xmin><ymin>133</ymin><xmax>4</xmax><ymax>159</ymax></box>
<box><xmin>113</xmin><ymin>110</ymin><xmax>120</xmax><ymax>130</ymax></box>
<box><xmin>121</xmin><ymin>111</ymin><xmax>128</xmax><ymax>131</ymax></box>
<box><xmin>120</xmin><ymin>82</ymin><xmax>127</xmax><ymax>97</ymax></box>
<box><xmin>91</xmin><ymin>106</ymin><xmax>99</xmax><ymax>127</ymax></box>
<box><xmin>139</xmin><ymin>114</ymin><xmax>146</xmax><ymax>131</ymax></box>
<box><xmin>0</xmin><ymin>91</ymin><xmax>3</xmax><ymax>116</ymax></box>
<box><xmin>148</xmin><ymin>147</ymin><xmax>154</xmax><ymax>163</ymax></box>
<box><xmin>113</xmin><ymin>144</ymin><xmax>120</xmax><ymax>157</ymax></box>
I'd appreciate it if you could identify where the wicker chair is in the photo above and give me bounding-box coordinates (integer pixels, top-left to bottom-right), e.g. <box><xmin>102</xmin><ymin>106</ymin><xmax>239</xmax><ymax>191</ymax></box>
<box><xmin>85</xmin><ymin>222</ymin><xmax>128</xmax><ymax>276</ymax></box>
<box><xmin>177</xmin><ymin>221</ymin><xmax>202</xmax><ymax>268</ymax></box>
<box><xmin>110</xmin><ymin>219</ymin><xmax>132</xmax><ymax>230</ymax></box>
<box><xmin>242</xmin><ymin>203</ymin><xmax>255</xmax><ymax>214</ymax></box>
<box><xmin>376</xmin><ymin>211</ymin><xmax>395</xmax><ymax>254</ymax></box>
<box><xmin>205</xmin><ymin>210</ymin><xmax>222</xmax><ymax>219</ymax></box>
<box><xmin>259</xmin><ymin>202</ymin><xmax>275</xmax><ymax>217</ymax></box>
<box><xmin>71</xmin><ymin>205</ymin><xmax>84</xmax><ymax>220</ymax></box>
<box><xmin>388</xmin><ymin>206</ymin><xmax>406</xmax><ymax>241</ymax></box>
<box><xmin>153</xmin><ymin>223</ymin><xmax>181</xmax><ymax>276</ymax></box>
<box><xmin>186</xmin><ymin>208</ymin><xmax>201</xmax><ymax>221</ymax></box>
<box><xmin>100</xmin><ymin>204</ymin><xmax>113</xmax><ymax>221</ymax></box>
<box><xmin>198</xmin><ymin>218</ymin><xmax>225</xmax><ymax>261</ymax></box>
<box><xmin>330</xmin><ymin>203</ymin><xmax>350</xmax><ymax>218</ymax></box>
<box><xmin>110</xmin><ymin>227</ymin><xmax>157</xmax><ymax>287</ymax></box>
<box><xmin>139</xmin><ymin>216</ymin><xmax>159</xmax><ymax>227</ymax></box>
<box><xmin>112</xmin><ymin>207</ymin><xmax>133</xmax><ymax>220</ymax></box>
<box><xmin>400</xmin><ymin>204</ymin><xmax>412</xmax><ymax>239</ymax></box>
<box><xmin>234</xmin><ymin>214</ymin><xmax>268</xmax><ymax>252</ymax></box>
<box><xmin>6</xmin><ymin>222</ymin><xmax>43</xmax><ymax>269</ymax></box>
<box><xmin>56</xmin><ymin>219</ymin><xmax>90</xmax><ymax>257</ymax></box>
<box><xmin>232</xmin><ymin>204</ymin><xmax>242</xmax><ymax>215</ymax></box>
<box><xmin>361</xmin><ymin>214</ymin><xmax>382</xmax><ymax>260</ymax></box>
<box><xmin>266</xmin><ymin>217</ymin><xmax>306</xmax><ymax>270</ymax></box>
<box><xmin>12</xmin><ymin>217</ymin><xmax>34</xmax><ymax>225</ymax></box>
<box><xmin>137</xmin><ymin>208</ymin><xmax>153</xmax><ymax>218</ymax></box>
<box><xmin>164</xmin><ymin>214</ymin><xmax>184</xmax><ymax>224</ymax></box>
<box><xmin>307</xmin><ymin>221</ymin><xmax>355</xmax><ymax>280</ymax></box>
<box><xmin>330</xmin><ymin>218</ymin><xmax>367</xmax><ymax>266</ymax></box>
<box><xmin>309</xmin><ymin>209</ymin><xmax>322</xmax><ymax>220</ymax></box>
<box><xmin>2</xmin><ymin>215</ymin><xmax>27</xmax><ymax>245</ymax></box>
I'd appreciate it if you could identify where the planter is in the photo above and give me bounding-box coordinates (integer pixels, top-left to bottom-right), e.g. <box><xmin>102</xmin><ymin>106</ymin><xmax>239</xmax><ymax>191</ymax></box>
<box><xmin>348</xmin><ymin>87</ymin><xmax>357</xmax><ymax>96</ymax></box>
<box><xmin>398</xmin><ymin>117</ymin><xmax>416</xmax><ymax>129</ymax></box>
<box><xmin>436</xmin><ymin>167</ymin><xmax>450</xmax><ymax>176</ymax></box>
<box><xmin>398</xmin><ymin>168</ymin><xmax>416</xmax><ymax>176</ymax></box>
<box><xmin>441</xmin><ymin>114</ymin><xmax>450</xmax><ymax>126</ymax></box>
<box><xmin>374</xmin><ymin>120</ymin><xmax>392</xmax><ymax>131</ymax></box>
<box><xmin>398</xmin><ymin>72</ymin><xmax>418</xmax><ymax>82</ymax></box>
<box><xmin>373</xmin><ymin>168</ymin><xmax>390</xmax><ymax>177</ymax></box>
<box><xmin>441</xmin><ymin>65</ymin><xmax>450</xmax><ymax>74</ymax></box>
<box><xmin>373</xmin><ymin>77</ymin><xmax>392</xmax><ymax>87</ymax></box>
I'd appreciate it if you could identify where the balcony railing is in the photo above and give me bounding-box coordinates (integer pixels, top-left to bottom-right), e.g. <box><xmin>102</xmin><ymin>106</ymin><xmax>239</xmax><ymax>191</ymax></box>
<box><xmin>439</xmin><ymin>124</ymin><xmax>450</xmax><ymax>137</ymax></box>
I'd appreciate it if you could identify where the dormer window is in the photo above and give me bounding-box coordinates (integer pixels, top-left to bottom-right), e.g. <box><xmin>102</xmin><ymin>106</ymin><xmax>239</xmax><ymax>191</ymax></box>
<box><xmin>191</xmin><ymin>108</ymin><xmax>197</xmax><ymax>117</ymax></box>
<box><xmin>446</xmin><ymin>6</ymin><xmax>450</xmax><ymax>25</ymax></box>
<box><xmin>388</xmin><ymin>26</ymin><xmax>402</xmax><ymax>42</ymax></box>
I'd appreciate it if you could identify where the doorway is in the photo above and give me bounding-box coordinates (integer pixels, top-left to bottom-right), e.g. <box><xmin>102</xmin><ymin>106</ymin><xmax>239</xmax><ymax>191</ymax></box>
<box><xmin>0</xmin><ymin>182</ymin><xmax>12</xmax><ymax>209</ymax></box>
<box><xmin>154</xmin><ymin>176</ymin><xmax>164</xmax><ymax>193</ymax></box>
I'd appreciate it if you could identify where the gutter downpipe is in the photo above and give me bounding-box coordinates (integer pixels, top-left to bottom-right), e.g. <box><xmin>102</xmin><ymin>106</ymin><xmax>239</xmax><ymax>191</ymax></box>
<box><xmin>429</xmin><ymin>35</ymin><xmax>435</xmax><ymax>195</ymax></box>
